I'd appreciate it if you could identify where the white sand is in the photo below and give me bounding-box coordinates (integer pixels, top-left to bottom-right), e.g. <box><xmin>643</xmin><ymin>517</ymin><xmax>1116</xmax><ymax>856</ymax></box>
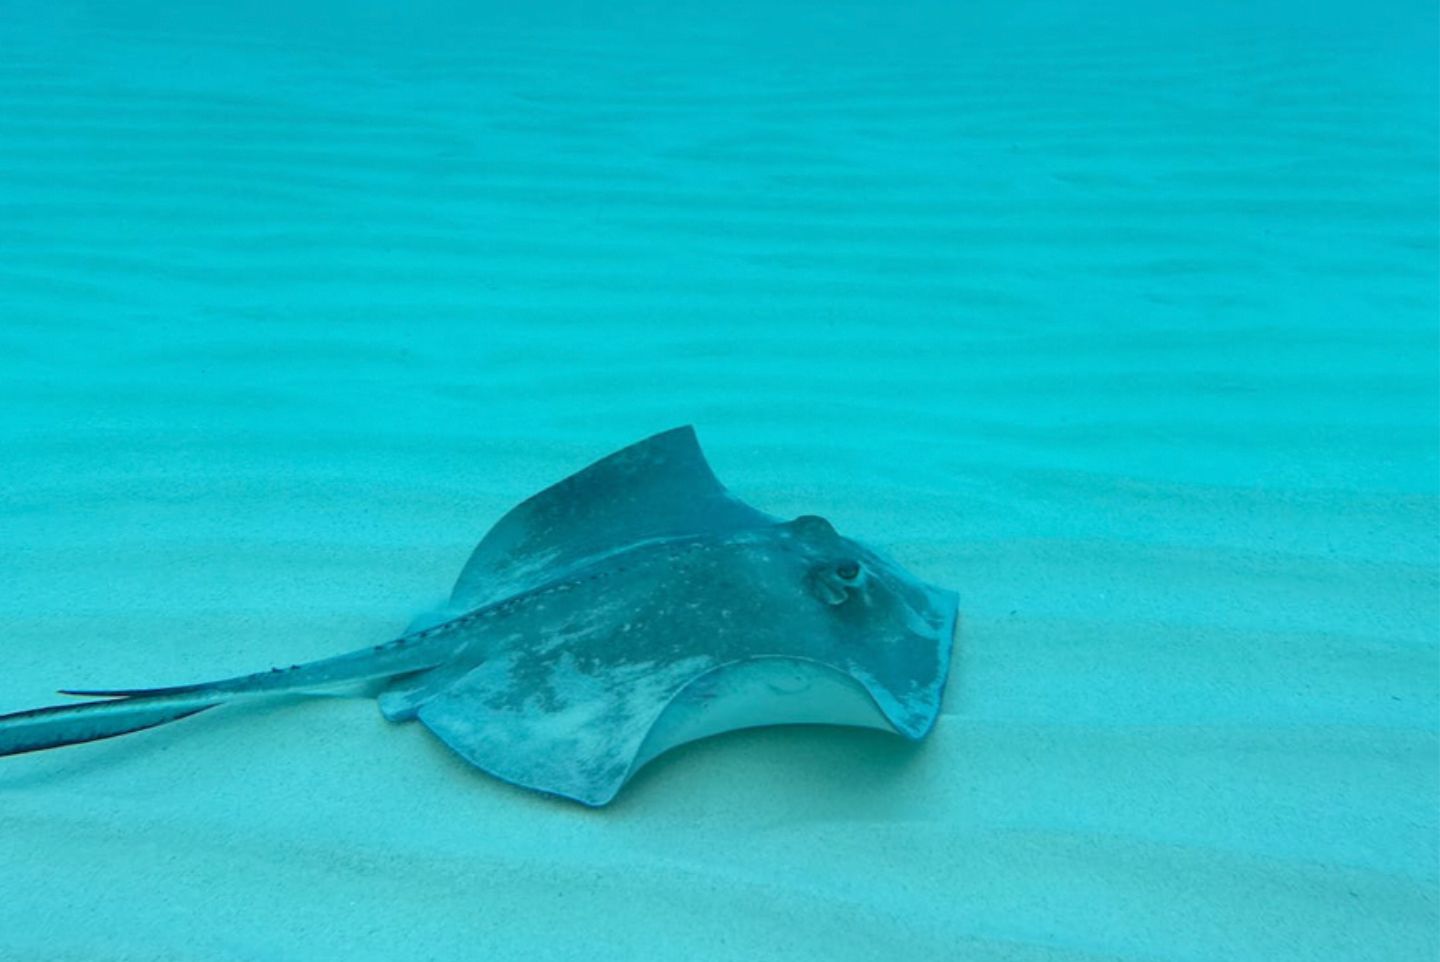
<box><xmin>1</xmin><ymin>3</ymin><xmax>1435</xmax><ymax>960</ymax></box>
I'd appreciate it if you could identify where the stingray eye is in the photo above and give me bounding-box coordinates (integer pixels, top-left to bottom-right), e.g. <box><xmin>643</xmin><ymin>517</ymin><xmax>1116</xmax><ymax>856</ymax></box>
<box><xmin>835</xmin><ymin>561</ymin><xmax>861</xmax><ymax>581</ymax></box>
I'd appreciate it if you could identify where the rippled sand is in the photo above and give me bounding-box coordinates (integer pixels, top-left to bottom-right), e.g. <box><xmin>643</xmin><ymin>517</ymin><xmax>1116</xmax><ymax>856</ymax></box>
<box><xmin>1</xmin><ymin>3</ymin><xmax>1436</xmax><ymax>960</ymax></box>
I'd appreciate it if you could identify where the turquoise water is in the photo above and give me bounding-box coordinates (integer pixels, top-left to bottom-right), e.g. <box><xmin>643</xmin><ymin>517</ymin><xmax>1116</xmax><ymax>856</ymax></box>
<box><xmin>1</xmin><ymin>2</ymin><xmax>1436</xmax><ymax>960</ymax></box>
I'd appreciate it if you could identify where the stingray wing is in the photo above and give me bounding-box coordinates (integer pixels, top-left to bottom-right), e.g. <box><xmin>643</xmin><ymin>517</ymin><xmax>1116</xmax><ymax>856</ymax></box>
<box><xmin>448</xmin><ymin>426</ymin><xmax>774</xmax><ymax>611</ymax></box>
<box><xmin>416</xmin><ymin>649</ymin><xmax>920</xmax><ymax>806</ymax></box>
<box><xmin>385</xmin><ymin>427</ymin><xmax>774</xmax><ymax>720</ymax></box>
<box><xmin>415</xmin><ymin>648</ymin><xmax>720</xmax><ymax>806</ymax></box>
<box><xmin>410</xmin><ymin>578</ymin><xmax>957</xmax><ymax>806</ymax></box>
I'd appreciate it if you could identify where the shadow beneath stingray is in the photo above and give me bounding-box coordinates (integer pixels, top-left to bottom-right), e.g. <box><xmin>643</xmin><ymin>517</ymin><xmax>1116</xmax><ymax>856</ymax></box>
<box><xmin>0</xmin><ymin>695</ymin><xmax>951</xmax><ymax>815</ymax></box>
<box><xmin>605</xmin><ymin>723</ymin><xmax>934</xmax><ymax>815</ymax></box>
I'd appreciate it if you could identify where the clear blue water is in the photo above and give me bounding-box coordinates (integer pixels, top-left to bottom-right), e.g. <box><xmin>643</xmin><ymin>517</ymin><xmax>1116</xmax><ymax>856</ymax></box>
<box><xmin>1</xmin><ymin>2</ymin><xmax>1436</xmax><ymax>960</ymax></box>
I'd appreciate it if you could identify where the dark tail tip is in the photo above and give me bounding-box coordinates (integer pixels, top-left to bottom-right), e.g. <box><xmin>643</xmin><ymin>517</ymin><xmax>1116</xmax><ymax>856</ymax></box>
<box><xmin>0</xmin><ymin>697</ymin><xmax>219</xmax><ymax>758</ymax></box>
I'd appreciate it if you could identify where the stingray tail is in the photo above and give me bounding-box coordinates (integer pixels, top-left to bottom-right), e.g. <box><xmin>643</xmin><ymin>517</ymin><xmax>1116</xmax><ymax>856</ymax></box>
<box><xmin>0</xmin><ymin>691</ymin><xmax>227</xmax><ymax>758</ymax></box>
<box><xmin>0</xmin><ymin>628</ymin><xmax>456</xmax><ymax>760</ymax></box>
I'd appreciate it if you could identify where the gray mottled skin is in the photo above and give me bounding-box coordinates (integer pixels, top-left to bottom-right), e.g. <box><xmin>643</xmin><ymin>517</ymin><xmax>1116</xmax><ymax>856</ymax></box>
<box><xmin>0</xmin><ymin>427</ymin><xmax>958</xmax><ymax>806</ymax></box>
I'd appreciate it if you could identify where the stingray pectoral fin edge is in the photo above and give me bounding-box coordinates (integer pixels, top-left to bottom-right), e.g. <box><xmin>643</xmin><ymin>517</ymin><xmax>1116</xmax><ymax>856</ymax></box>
<box><xmin>417</xmin><ymin>655</ymin><xmax>916</xmax><ymax>808</ymax></box>
<box><xmin>628</xmin><ymin>655</ymin><xmax>910</xmax><ymax>767</ymax></box>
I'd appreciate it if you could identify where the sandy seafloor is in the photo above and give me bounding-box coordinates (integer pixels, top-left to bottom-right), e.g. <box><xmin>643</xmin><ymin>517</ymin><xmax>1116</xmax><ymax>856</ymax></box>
<box><xmin>1</xmin><ymin>2</ymin><xmax>1436</xmax><ymax>960</ymax></box>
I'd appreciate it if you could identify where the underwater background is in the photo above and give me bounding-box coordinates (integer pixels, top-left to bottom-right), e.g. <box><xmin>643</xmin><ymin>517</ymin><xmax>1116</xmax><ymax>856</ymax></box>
<box><xmin>1</xmin><ymin>1</ymin><xmax>1436</xmax><ymax>959</ymax></box>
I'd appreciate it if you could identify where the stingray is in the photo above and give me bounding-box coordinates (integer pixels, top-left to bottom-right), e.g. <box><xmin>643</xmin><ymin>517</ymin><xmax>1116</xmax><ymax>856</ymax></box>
<box><xmin>0</xmin><ymin>427</ymin><xmax>958</xmax><ymax>806</ymax></box>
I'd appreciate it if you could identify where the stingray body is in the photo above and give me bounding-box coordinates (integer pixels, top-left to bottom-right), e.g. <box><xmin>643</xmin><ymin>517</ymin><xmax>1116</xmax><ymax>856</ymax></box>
<box><xmin>0</xmin><ymin>427</ymin><xmax>958</xmax><ymax>806</ymax></box>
